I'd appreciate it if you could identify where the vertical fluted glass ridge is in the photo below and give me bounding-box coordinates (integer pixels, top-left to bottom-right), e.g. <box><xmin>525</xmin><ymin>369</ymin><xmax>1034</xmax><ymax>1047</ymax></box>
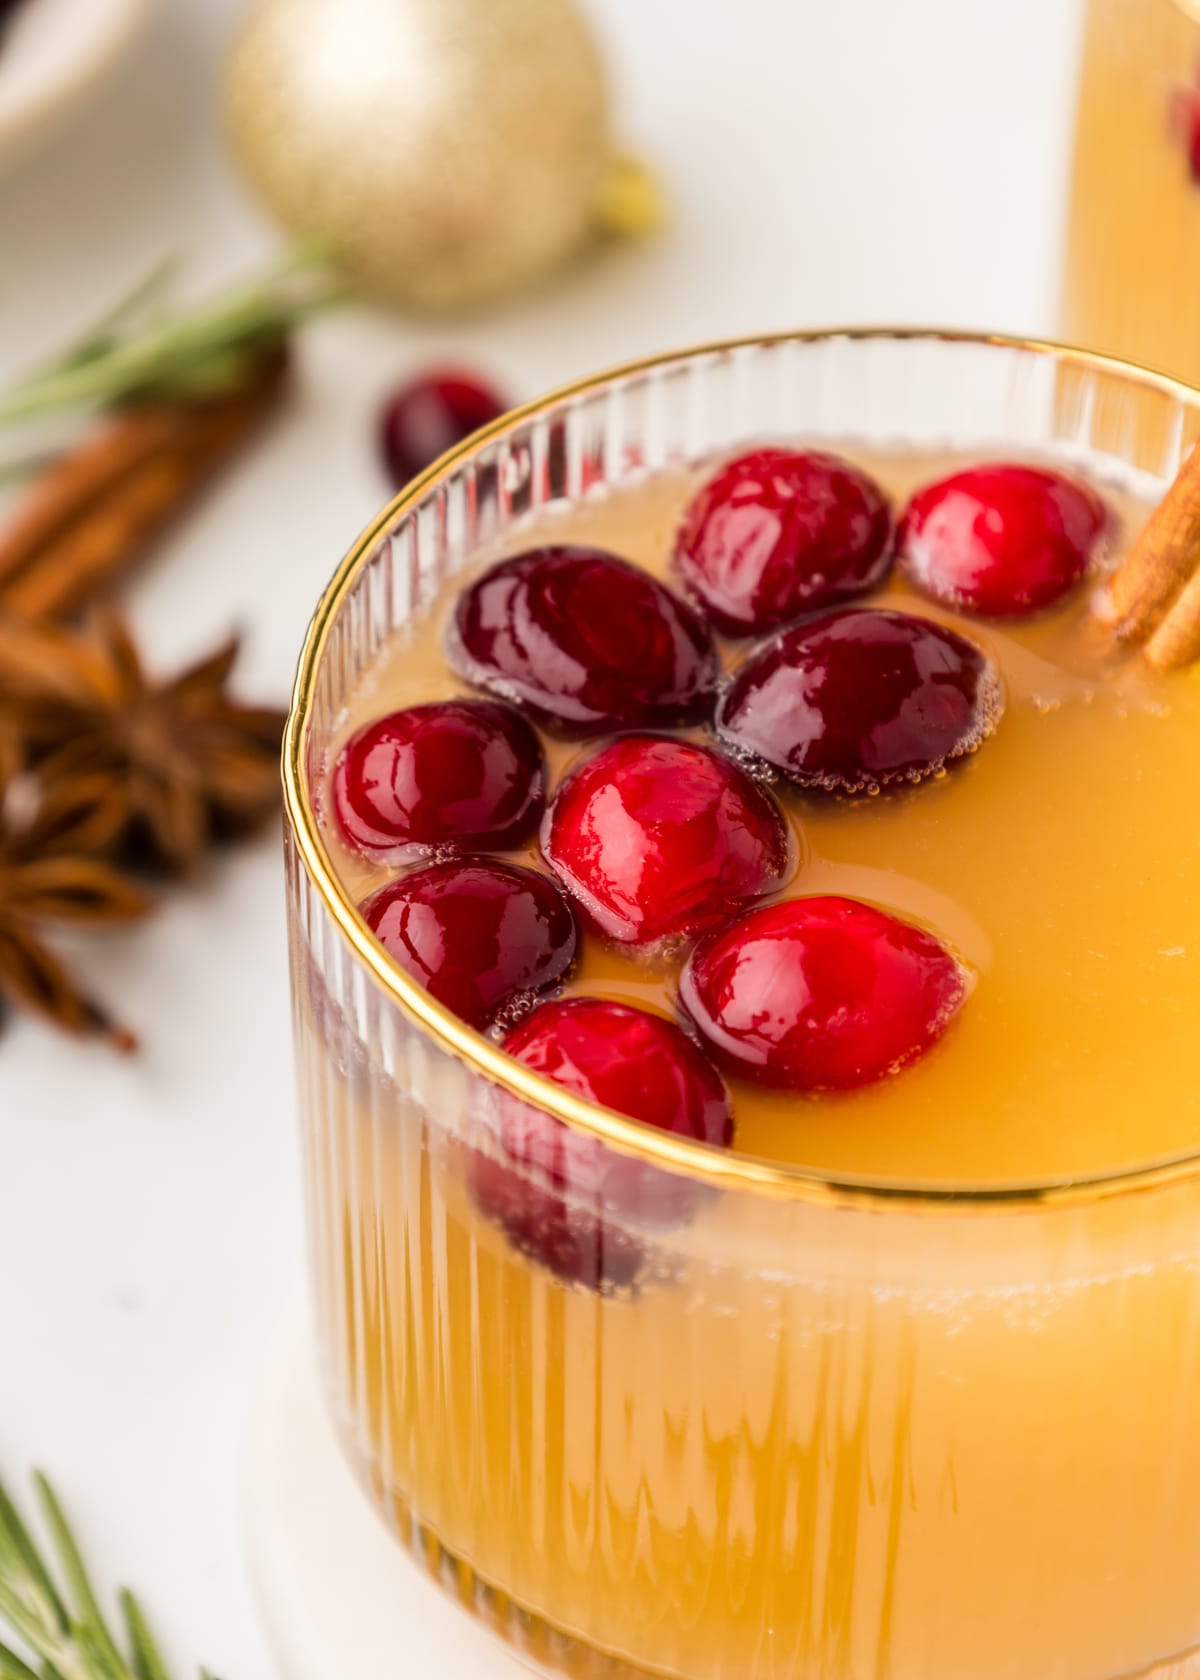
<box><xmin>284</xmin><ymin>333</ymin><xmax>1200</xmax><ymax>1680</ymax></box>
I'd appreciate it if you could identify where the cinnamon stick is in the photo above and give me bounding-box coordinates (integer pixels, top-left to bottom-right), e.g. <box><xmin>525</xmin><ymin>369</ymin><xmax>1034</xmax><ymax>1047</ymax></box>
<box><xmin>1145</xmin><ymin>564</ymin><xmax>1200</xmax><ymax>669</ymax></box>
<box><xmin>0</xmin><ymin>407</ymin><xmax>184</xmax><ymax>590</ymax></box>
<box><xmin>0</xmin><ymin>344</ymin><xmax>288</xmax><ymax>624</ymax></box>
<box><xmin>1102</xmin><ymin>437</ymin><xmax>1200</xmax><ymax>669</ymax></box>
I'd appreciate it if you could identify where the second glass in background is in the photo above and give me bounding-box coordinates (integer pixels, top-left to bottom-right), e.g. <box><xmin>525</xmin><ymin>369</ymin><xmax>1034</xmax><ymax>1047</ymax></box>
<box><xmin>1065</xmin><ymin>0</ymin><xmax>1200</xmax><ymax>380</ymax></box>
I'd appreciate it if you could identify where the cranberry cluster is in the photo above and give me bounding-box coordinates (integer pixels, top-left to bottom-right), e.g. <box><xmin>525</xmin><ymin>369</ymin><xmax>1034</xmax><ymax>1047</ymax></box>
<box><xmin>332</xmin><ymin>447</ymin><xmax>1107</xmax><ymax>1288</ymax></box>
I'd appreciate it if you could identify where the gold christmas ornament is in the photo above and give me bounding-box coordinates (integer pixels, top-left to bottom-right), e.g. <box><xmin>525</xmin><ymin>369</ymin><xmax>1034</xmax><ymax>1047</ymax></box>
<box><xmin>222</xmin><ymin>0</ymin><xmax>658</xmax><ymax>313</ymax></box>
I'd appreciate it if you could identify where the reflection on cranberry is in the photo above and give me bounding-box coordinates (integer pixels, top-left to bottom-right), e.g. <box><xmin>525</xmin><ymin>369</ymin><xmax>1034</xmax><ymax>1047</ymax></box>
<box><xmin>470</xmin><ymin>998</ymin><xmax>733</xmax><ymax>1290</ymax></box>
<box><xmin>674</xmin><ymin>447</ymin><xmax>893</xmax><ymax>635</ymax></box>
<box><xmin>361</xmin><ymin>858</ymin><xmax>577</xmax><ymax>1031</ymax></box>
<box><xmin>680</xmin><ymin>896</ymin><xmax>968</xmax><ymax>1091</ymax></box>
<box><xmin>447</xmin><ymin>546</ymin><xmax>718</xmax><ymax>735</ymax></box>
<box><xmin>897</xmin><ymin>463</ymin><xmax>1107</xmax><ymax>618</ymax></box>
<box><xmin>543</xmin><ymin>735</ymin><xmax>790</xmax><ymax>948</ymax></box>
<box><xmin>333</xmin><ymin>699</ymin><xmax>545</xmax><ymax>861</ymax></box>
<box><xmin>717</xmin><ymin>606</ymin><xmax>1003</xmax><ymax>793</ymax></box>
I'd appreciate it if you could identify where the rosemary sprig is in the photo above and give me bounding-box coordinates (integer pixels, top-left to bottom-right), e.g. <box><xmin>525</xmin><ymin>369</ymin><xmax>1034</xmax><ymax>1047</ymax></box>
<box><xmin>47</xmin><ymin>257</ymin><xmax>180</xmax><ymax>381</ymax></box>
<box><xmin>0</xmin><ymin>1471</ymin><xmax>218</xmax><ymax>1680</ymax></box>
<box><xmin>0</xmin><ymin>241</ymin><xmax>345</xmax><ymax>429</ymax></box>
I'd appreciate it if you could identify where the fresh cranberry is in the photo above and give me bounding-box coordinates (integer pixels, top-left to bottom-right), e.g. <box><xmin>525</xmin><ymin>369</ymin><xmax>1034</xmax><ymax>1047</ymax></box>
<box><xmin>716</xmin><ymin>606</ymin><xmax>1003</xmax><ymax>793</ymax></box>
<box><xmin>674</xmin><ymin>447</ymin><xmax>893</xmax><ymax>636</ymax></box>
<box><xmin>470</xmin><ymin>998</ymin><xmax>732</xmax><ymax>1289</ymax></box>
<box><xmin>680</xmin><ymin>896</ymin><xmax>967</xmax><ymax>1091</ymax></box>
<box><xmin>332</xmin><ymin>700</ymin><xmax>544</xmax><ymax>862</ymax></box>
<box><xmin>896</xmin><ymin>463</ymin><xmax>1107</xmax><ymax>617</ymax></box>
<box><xmin>543</xmin><ymin>735</ymin><xmax>790</xmax><ymax>948</ymax></box>
<box><xmin>447</xmin><ymin>547</ymin><xmax>718</xmax><ymax>735</ymax></box>
<box><xmin>378</xmin><ymin>369</ymin><xmax>509</xmax><ymax>489</ymax></box>
<box><xmin>361</xmin><ymin>858</ymin><xmax>576</xmax><ymax>1031</ymax></box>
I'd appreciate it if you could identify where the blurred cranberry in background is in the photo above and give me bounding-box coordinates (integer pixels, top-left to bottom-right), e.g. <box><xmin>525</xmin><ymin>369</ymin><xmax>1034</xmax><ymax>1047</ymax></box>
<box><xmin>378</xmin><ymin>368</ymin><xmax>511</xmax><ymax>489</ymax></box>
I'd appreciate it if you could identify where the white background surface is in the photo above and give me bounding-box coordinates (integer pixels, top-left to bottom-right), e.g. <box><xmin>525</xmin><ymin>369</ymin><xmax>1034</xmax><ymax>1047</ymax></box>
<box><xmin>0</xmin><ymin>0</ymin><xmax>1082</xmax><ymax>1674</ymax></box>
<box><xmin>0</xmin><ymin>0</ymin><xmax>153</xmax><ymax>159</ymax></box>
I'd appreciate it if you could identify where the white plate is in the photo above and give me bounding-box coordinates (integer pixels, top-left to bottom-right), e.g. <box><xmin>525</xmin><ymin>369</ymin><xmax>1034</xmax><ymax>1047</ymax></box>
<box><xmin>0</xmin><ymin>0</ymin><xmax>154</xmax><ymax>164</ymax></box>
<box><xmin>244</xmin><ymin>1304</ymin><xmax>529</xmax><ymax>1680</ymax></box>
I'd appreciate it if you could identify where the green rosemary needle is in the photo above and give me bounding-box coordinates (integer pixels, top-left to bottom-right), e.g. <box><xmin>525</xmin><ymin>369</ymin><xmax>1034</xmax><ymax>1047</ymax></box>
<box><xmin>0</xmin><ymin>240</ymin><xmax>345</xmax><ymax>429</ymax></box>
<box><xmin>0</xmin><ymin>1471</ymin><xmax>217</xmax><ymax>1680</ymax></box>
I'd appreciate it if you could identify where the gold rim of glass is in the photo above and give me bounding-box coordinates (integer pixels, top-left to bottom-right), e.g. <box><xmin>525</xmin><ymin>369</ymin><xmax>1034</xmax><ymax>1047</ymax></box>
<box><xmin>284</xmin><ymin>325</ymin><xmax>1200</xmax><ymax>1214</ymax></box>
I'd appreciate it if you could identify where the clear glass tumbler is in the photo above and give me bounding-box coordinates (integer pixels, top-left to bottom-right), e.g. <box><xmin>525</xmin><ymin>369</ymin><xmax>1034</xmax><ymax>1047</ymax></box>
<box><xmin>1064</xmin><ymin>0</ymin><xmax>1200</xmax><ymax>381</ymax></box>
<box><xmin>283</xmin><ymin>330</ymin><xmax>1200</xmax><ymax>1680</ymax></box>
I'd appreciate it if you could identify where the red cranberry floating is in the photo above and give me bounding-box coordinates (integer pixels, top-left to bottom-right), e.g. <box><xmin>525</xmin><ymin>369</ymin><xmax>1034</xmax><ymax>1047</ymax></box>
<box><xmin>361</xmin><ymin>858</ymin><xmax>576</xmax><ymax>1032</ymax></box>
<box><xmin>680</xmin><ymin>896</ymin><xmax>967</xmax><ymax>1091</ymax></box>
<box><xmin>470</xmin><ymin>997</ymin><xmax>732</xmax><ymax>1289</ymax></box>
<box><xmin>447</xmin><ymin>547</ymin><xmax>718</xmax><ymax>736</ymax></box>
<box><xmin>379</xmin><ymin>368</ymin><xmax>509</xmax><ymax>489</ymax></box>
<box><xmin>333</xmin><ymin>700</ymin><xmax>545</xmax><ymax>862</ymax></box>
<box><xmin>674</xmin><ymin>446</ymin><xmax>894</xmax><ymax>636</ymax></box>
<box><xmin>897</xmin><ymin>463</ymin><xmax>1107</xmax><ymax>618</ymax></box>
<box><xmin>543</xmin><ymin>735</ymin><xmax>790</xmax><ymax>949</ymax></box>
<box><xmin>716</xmin><ymin>606</ymin><xmax>1003</xmax><ymax>794</ymax></box>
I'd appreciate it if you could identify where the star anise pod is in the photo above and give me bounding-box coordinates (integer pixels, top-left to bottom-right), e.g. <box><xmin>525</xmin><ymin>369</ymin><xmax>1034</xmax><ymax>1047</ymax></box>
<box><xmin>0</xmin><ymin>611</ymin><xmax>287</xmax><ymax>875</ymax></box>
<box><xmin>0</xmin><ymin>727</ymin><xmax>150</xmax><ymax>1048</ymax></box>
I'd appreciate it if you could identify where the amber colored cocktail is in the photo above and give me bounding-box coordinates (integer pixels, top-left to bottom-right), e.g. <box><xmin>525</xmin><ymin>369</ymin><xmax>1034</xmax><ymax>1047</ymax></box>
<box><xmin>1065</xmin><ymin>0</ymin><xmax>1200</xmax><ymax>381</ymax></box>
<box><xmin>284</xmin><ymin>332</ymin><xmax>1200</xmax><ymax>1680</ymax></box>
